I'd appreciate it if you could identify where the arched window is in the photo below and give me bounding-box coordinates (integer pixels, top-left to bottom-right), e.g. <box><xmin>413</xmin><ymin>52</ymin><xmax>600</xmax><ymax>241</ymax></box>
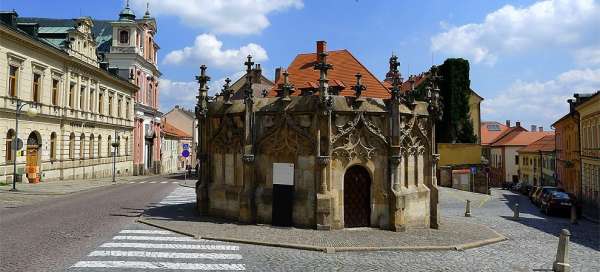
<box><xmin>6</xmin><ymin>129</ymin><xmax>15</xmax><ymax>162</ymax></box>
<box><xmin>147</xmin><ymin>82</ymin><xmax>152</xmax><ymax>105</ymax></box>
<box><xmin>69</xmin><ymin>133</ymin><xmax>75</xmax><ymax>159</ymax></box>
<box><xmin>125</xmin><ymin>137</ymin><xmax>129</xmax><ymax>156</ymax></box>
<box><xmin>89</xmin><ymin>134</ymin><xmax>94</xmax><ymax>159</ymax></box>
<box><xmin>50</xmin><ymin>132</ymin><xmax>57</xmax><ymax>161</ymax></box>
<box><xmin>97</xmin><ymin>135</ymin><xmax>102</xmax><ymax>157</ymax></box>
<box><xmin>119</xmin><ymin>30</ymin><xmax>129</xmax><ymax>44</ymax></box>
<box><xmin>107</xmin><ymin>135</ymin><xmax>112</xmax><ymax>157</ymax></box>
<box><xmin>79</xmin><ymin>134</ymin><xmax>85</xmax><ymax>159</ymax></box>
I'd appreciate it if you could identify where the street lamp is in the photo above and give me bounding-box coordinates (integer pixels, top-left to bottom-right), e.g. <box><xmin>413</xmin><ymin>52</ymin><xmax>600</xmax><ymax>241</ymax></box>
<box><xmin>111</xmin><ymin>128</ymin><xmax>123</xmax><ymax>183</ymax></box>
<box><xmin>10</xmin><ymin>99</ymin><xmax>39</xmax><ymax>192</ymax></box>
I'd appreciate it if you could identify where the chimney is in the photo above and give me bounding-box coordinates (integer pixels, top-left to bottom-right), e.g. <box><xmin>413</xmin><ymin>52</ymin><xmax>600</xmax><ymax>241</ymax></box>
<box><xmin>274</xmin><ymin>67</ymin><xmax>283</xmax><ymax>83</ymax></box>
<box><xmin>252</xmin><ymin>64</ymin><xmax>262</xmax><ymax>83</ymax></box>
<box><xmin>316</xmin><ymin>41</ymin><xmax>327</xmax><ymax>61</ymax></box>
<box><xmin>516</xmin><ymin>121</ymin><xmax>521</xmax><ymax>128</ymax></box>
<box><xmin>531</xmin><ymin>125</ymin><xmax>537</xmax><ymax>132</ymax></box>
<box><xmin>506</xmin><ymin>120</ymin><xmax>511</xmax><ymax>127</ymax></box>
<box><xmin>538</xmin><ymin>127</ymin><xmax>543</xmax><ymax>132</ymax></box>
<box><xmin>0</xmin><ymin>10</ymin><xmax>18</xmax><ymax>27</ymax></box>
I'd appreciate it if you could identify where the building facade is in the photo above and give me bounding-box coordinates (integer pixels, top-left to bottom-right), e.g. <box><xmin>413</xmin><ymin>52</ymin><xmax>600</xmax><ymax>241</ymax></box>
<box><xmin>517</xmin><ymin>135</ymin><xmax>555</xmax><ymax>186</ymax></box>
<box><xmin>553</xmin><ymin>109</ymin><xmax>581</xmax><ymax>198</ymax></box>
<box><xmin>576</xmin><ymin>91</ymin><xmax>599</xmax><ymax>220</ymax></box>
<box><xmin>196</xmin><ymin>42</ymin><xmax>442</xmax><ymax>231</ymax></box>
<box><xmin>162</xmin><ymin>105</ymin><xmax>196</xmax><ymax>166</ymax></box>
<box><xmin>102</xmin><ymin>3</ymin><xmax>162</xmax><ymax>175</ymax></box>
<box><xmin>0</xmin><ymin>12</ymin><xmax>136</xmax><ymax>182</ymax></box>
<box><xmin>161</xmin><ymin>121</ymin><xmax>192</xmax><ymax>174</ymax></box>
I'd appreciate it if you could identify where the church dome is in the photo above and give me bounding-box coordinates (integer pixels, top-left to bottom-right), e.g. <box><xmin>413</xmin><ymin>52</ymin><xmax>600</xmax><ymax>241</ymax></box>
<box><xmin>119</xmin><ymin>1</ymin><xmax>136</xmax><ymax>21</ymax></box>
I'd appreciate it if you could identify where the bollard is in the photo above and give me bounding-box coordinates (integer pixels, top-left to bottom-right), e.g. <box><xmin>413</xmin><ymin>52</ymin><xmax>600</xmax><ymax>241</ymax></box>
<box><xmin>464</xmin><ymin>200</ymin><xmax>471</xmax><ymax>217</ymax></box>
<box><xmin>570</xmin><ymin>205</ymin><xmax>578</xmax><ymax>225</ymax></box>
<box><xmin>553</xmin><ymin>229</ymin><xmax>571</xmax><ymax>272</ymax></box>
<box><xmin>513</xmin><ymin>203</ymin><xmax>520</xmax><ymax>220</ymax></box>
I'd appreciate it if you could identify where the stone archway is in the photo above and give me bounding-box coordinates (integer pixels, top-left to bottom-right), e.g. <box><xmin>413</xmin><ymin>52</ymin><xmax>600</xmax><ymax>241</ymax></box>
<box><xmin>343</xmin><ymin>165</ymin><xmax>371</xmax><ymax>228</ymax></box>
<box><xmin>26</xmin><ymin>131</ymin><xmax>41</xmax><ymax>183</ymax></box>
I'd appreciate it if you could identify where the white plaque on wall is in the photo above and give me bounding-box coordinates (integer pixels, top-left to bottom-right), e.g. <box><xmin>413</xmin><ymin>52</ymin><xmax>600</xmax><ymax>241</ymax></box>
<box><xmin>273</xmin><ymin>163</ymin><xmax>294</xmax><ymax>186</ymax></box>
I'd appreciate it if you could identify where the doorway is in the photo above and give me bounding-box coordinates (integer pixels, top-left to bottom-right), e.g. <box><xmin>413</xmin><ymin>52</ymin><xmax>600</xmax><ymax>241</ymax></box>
<box><xmin>25</xmin><ymin>131</ymin><xmax>41</xmax><ymax>183</ymax></box>
<box><xmin>344</xmin><ymin>165</ymin><xmax>371</xmax><ymax>228</ymax></box>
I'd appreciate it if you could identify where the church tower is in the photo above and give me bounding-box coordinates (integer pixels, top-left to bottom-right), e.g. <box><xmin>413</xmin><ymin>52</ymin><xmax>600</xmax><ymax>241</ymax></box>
<box><xmin>106</xmin><ymin>1</ymin><xmax>162</xmax><ymax>175</ymax></box>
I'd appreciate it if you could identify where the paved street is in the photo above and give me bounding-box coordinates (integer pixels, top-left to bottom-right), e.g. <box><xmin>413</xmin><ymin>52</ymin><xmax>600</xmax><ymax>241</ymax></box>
<box><xmin>2</xmin><ymin>177</ymin><xmax>599</xmax><ymax>272</ymax></box>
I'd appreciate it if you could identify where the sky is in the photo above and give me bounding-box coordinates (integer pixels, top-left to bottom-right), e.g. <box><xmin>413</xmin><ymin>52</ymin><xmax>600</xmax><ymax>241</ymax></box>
<box><xmin>2</xmin><ymin>0</ymin><xmax>599</xmax><ymax>129</ymax></box>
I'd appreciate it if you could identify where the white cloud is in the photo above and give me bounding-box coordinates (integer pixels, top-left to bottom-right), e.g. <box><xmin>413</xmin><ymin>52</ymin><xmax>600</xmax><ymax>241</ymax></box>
<box><xmin>159</xmin><ymin>79</ymin><xmax>198</xmax><ymax>111</ymax></box>
<box><xmin>163</xmin><ymin>33</ymin><xmax>268</xmax><ymax>70</ymax></box>
<box><xmin>482</xmin><ymin>68</ymin><xmax>600</xmax><ymax>127</ymax></box>
<box><xmin>574</xmin><ymin>47</ymin><xmax>600</xmax><ymax>66</ymax></box>
<box><xmin>431</xmin><ymin>0</ymin><xmax>600</xmax><ymax>65</ymax></box>
<box><xmin>133</xmin><ymin>0</ymin><xmax>303</xmax><ymax>35</ymax></box>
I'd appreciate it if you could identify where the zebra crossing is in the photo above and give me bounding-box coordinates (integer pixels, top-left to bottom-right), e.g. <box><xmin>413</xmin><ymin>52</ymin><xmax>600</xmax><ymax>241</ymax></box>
<box><xmin>69</xmin><ymin>186</ymin><xmax>244</xmax><ymax>271</ymax></box>
<box><xmin>126</xmin><ymin>181</ymin><xmax>180</xmax><ymax>184</ymax></box>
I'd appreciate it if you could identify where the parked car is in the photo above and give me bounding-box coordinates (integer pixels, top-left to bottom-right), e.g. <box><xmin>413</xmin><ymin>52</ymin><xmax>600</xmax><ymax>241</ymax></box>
<box><xmin>512</xmin><ymin>182</ymin><xmax>523</xmax><ymax>191</ymax></box>
<box><xmin>540</xmin><ymin>191</ymin><xmax>574</xmax><ymax>216</ymax></box>
<box><xmin>533</xmin><ymin>186</ymin><xmax>564</xmax><ymax>206</ymax></box>
<box><xmin>502</xmin><ymin>181</ymin><xmax>513</xmax><ymax>190</ymax></box>
<box><xmin>519</xmin><ymin>184</ymin><xmax>532</xmax><ymax>196</ymax></box>
<box><xmin>565</xmin><ymin>192</ymin><xmax>583</xmax><ymax>217</ymax></box>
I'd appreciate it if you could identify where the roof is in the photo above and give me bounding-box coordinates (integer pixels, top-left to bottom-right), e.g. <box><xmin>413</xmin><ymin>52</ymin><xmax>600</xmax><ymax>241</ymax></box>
<box><xmin>491</xmin><ymin>130</ymin><xmax>554</xmax><ymax>147</ymax></box>
<box><xmin>518</xmin><ymin>135</ymin><xmax>555</xmax><ymax>153</ymax></box>
<box><xmin>481</xmin><ymin>121</ymin><xmax>509</xmax><ymax>145</ymax></box>
<box><xmin>269</xmin><ymin>50</ymin><xmax>390</xmax><ymax>98</ymax></box>
<box><xmin>163</xmin><ymin>122</ymin><xmax>192</xmax><ymax>139</ymax></box>
<box><xmin>231</xmin><ymin>73</ymin><xmax>274</xmax><ymax>100</ymax></box>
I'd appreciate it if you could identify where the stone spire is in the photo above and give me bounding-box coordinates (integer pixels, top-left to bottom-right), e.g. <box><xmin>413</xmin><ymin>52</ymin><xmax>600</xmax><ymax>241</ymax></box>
<box><xmin>195</xmin><ymin>65</ymin><xmax>211</xmax><ymax>118</ymax></box>
<box><xmin>388</xmin><ymin>54</ymin><xmax>403</xmax><ymax>102</ymax></box>
<box><xmin>281</xmin><ymin>70</ymin><xmax>295</xmax><ymax>101</ymax></box>
<box><xmin>221</xmin><ymin>77</ymin><xmax>233</xmax><ymax>105</ymax></box>
<box><xmin>143</xmin><ymin>2</ymin><xmax>152</xmax><ymax>19</ymax></box>
<box><xmin>314</xmin><ymin>49</ymin><xmax>333</xmax><ymax>109</ymax></box>
<box><xmin>243</xmin><ymin>55</ymin><xmax>255</xmax><ymax>103</ymax></box>
<box><xmin>119</xmin><ymin>0</ymin><xmax>136</xmax><ymax>21</ymax></box>
<box><xmin>353</xmin><ymin>72</ymin><xmax>366</xmax><ymax>102</ymax></box>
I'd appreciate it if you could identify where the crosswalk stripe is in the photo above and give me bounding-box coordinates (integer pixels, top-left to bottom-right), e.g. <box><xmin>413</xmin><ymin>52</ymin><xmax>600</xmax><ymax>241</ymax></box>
<box><xmin>119</xmin><ymin>230</ymin><xmax>172</xmax><ymax>235</ymax></box>
<box><xmin>150</xmin><ymin>181</ymin><xmax>157</xmax><ymax>184</ymax></box>
<box><xmin>129</xmin><ymin>181</ymin><xmax>135</xmax><ymax>184</ymax></box>
<box><xmin>71</xmin><ymin>261</ymin><xmax>245</xmax><ymax>270</ymax></box>
<box><xmin>139</xmin><ymin>181</ymin><xmax>146</xmax><ymax>184</ymax></box>
<box><xmin>99</xmin><ymin>242</ymin><xmax>239</xmax><ymax>251</ymax></box>
<box><xmin>112</xmin><ymin>236</ymin><xmax>203</xmax><ymax>242</ymax></box>
<box><xmin>88</xmin><ymin>250</ymin><xmax>243</xmax><ymax>259</ymax></box>
<box><xmin>161</xmin><ymin>181</ymin><xmax>168</xmax><ymax>183</ymax></box>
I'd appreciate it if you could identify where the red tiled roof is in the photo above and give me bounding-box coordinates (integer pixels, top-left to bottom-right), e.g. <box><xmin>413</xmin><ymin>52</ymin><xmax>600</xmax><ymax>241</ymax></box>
<box><xmin>269</xmin><ymin>50</ymin><xmax>390</xmax><ymax>98</ymax></box>
<box><xmin>491</xmin><ymin>130</ymin><xmax>554</xmax><ymax>147</ymax></box>
<box><xmin>481</xmin><ymin>121</ymin><xmax>509</xmax><ymax>145</ymax></box>
<box><xmin>163</xmin><ymin>122</ymin><xmax>192</xmax><ymax>139</ymax></box>
<box><xmin>518</xmin><ymin>135</ymin><xmax>555</xmax><ymax>153</ymax></box>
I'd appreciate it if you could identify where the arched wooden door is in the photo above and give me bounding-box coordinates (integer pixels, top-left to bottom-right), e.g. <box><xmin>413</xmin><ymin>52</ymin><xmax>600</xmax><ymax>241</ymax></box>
<box><xmin>344</xmin><ymin>165</ymin><xmax>371</xmax><ymax>228</ymax></box>
<box><xmin>26</xmin><ymin>131</ymin><xmax>41</xmax><ymax>183</ymax></box>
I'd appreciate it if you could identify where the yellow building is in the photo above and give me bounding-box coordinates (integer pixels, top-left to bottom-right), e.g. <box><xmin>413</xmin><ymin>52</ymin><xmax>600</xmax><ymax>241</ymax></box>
<box><xmin>553</xmin><ymin>102</ymin><xmax>582</xmax><ymax>199</ymax></box>
<box><xmin>576</xmin><ymin>91</ymin><xmax>599</xmax><ymax>220</ymax></box>
<box><xmin>518</xmin><ymin>135</ymin><xmax>555</xmax><ymax>186</ymax></box>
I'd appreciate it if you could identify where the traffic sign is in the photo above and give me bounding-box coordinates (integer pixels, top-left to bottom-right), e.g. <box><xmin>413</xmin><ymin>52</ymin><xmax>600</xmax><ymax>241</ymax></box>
<box><xmin>470</xmin><ymin>166</ymin><xmax>477</xmax><ymax>174</ymax></box>
<box><xmin>182</xmin><ymin>143</ymin><xmax>190</xmax><ymax>150</ymax></box>
<box><xmin>182</xmin><ymin>150</ymin><xmax>190</xmax><ymax>158</ymax></box>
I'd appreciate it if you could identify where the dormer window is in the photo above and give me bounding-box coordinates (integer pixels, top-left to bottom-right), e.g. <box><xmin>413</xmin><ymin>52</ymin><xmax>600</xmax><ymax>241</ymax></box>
<box><xmin>119</xmin><ymin>30</ymin><xmax>129</xmax><ymax>44</ymax></box>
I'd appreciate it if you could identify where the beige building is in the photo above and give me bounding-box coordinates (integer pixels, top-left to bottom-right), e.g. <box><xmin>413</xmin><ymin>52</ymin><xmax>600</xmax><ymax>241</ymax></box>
<box><xmin>0</xmin><ymin>12</ymin><xmax>136</xmax><ymax>183</ymax></box>
<box><xmin>161</xmin><ymin>121</ymin><xmax>192</xmax><ymax>174</ymax></box>
<box><xmin>517</xmin><ymin>135</ymin><xmax>555</xmax><ymax>186</ymax></box>
<box><xmin>576</xmin><ymin>91</ymin><xmax>599</xmax><ymax>220</ymax></box>
<box><xmin>162</xmin><ymin>105</ymin><xmax>196</xmax><ymax>165</ymax></box>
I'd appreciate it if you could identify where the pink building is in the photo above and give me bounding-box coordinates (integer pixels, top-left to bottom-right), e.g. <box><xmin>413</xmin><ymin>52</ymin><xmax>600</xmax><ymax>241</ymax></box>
<box><xmin>104</xmin><ymin>3</ymin><xmax>162</xmax><ymax>174</ymax></box>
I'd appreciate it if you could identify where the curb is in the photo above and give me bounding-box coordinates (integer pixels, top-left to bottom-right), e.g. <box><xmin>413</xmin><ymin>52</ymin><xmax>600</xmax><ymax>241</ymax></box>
<box><xmin>136</xmin><ymin>217</ymin><xmax>508</xmax><ymax>253</ymax></box>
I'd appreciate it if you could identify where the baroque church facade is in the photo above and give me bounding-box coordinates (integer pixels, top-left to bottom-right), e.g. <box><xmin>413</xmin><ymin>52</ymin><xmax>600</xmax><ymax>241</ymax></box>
<box><xmin>195</xmin><ymin>41</ymin><xmax>442</xmax><ymax>231</ymax></box>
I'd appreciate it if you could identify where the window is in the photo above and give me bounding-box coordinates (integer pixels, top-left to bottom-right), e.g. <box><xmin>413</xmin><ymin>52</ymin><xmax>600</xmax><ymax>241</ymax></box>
<box><xmin>69</xmin><ymin>133</ymin><xmax>75</xmax><ymax>159</ymax></box>
<box><xmin>50</xmin><ymin>132</ymin><xmax>57</xmax><ymax>160</ymax></box>
<box><xmin>9</xmin><ymin>65</ymin><xmax>18</xmax><ymax>97</ymax></box>
<box><xmin>515</xmin><ymin>155</ymin><xmax>519</xmax><ymax>165</ymax></box>
<box><xmin>32</xmin><ymin>73</ymin><xmax>41</xmax><ymax>102</ymax></box>
<box><xmin>52</xmin><ymin>79</ymin><xmax>59</xmax><ymax>105</ymax></box>
<box><xmin>126</xmin><ymin>100</ymin><xmax>130</xmax><ymax>119</ymax></box>
<box><xmin>89</xmin><ymin>89</ymin><xmax>94</xmax><ymax>112</ymax></box>
<box><xmin>6</xmin><ymin>129</ymin><xmax>15</xmax><ymax>162</ymax></box>
<box><xmin>487</xmin><ymin>124</ymin><xmax>501</xmax><ymax>131</ymax></box>
<box><xmin>119</xmin><ymin>30</ymin><xmax>129</xmax><ymax>44</ymax></box>
<box><xmin>117</xmin><ymin>97</ymin><xmax>122</xmax><ymax>118</ymax></box>
<box><xmin>108</xmin><ymin>95</ymin><xmax>113</xmax><ymax>116</ymax></box>
<box><xmin>107</xmin><ymin>135</ymin><xmax>112</xmax><ymax>157</ymax></box>
<box><xmin>69</xmin><ymin>83</ymin><xmax>75</xmax><ymax>108</ymax></box>
<box><xmin>80</xmin><ymin>86</ymin><xmax>85</xmax><ymax>110</ymax></box>
<box><xmin>125</xmin><ymin>137</ymin><xmax>129</xmax><ymax>156</ymax></box>
<box><xmin>79</xmin><ymin>134</ymin><xmax>85</xmax><ymax>159</ymax></box>
<box><xmin>146</xmin><ymin>83</ymin><xmax>152</xmax><ymax>105</ymax></box>
<box><xmin>97</xmin><ymin>135</ymin><xmax>102</xmax><ymax>157</ymax></box>
<box><xmin>98</xmin><ymin>92</ymin><xmax>104</xmax><ymax>114</ymax></box>
<box><xmin>89</xmin><ymin>134</ymin><xmax>94</xmax><ymax>159</ymax></box>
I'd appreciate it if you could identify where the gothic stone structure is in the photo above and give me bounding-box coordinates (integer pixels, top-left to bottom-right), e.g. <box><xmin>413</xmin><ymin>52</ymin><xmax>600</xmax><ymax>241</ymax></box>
<box><xmin>195</xmin><ymin>53</ymin><xmax>442</xmax><ymax>231</ymax></box>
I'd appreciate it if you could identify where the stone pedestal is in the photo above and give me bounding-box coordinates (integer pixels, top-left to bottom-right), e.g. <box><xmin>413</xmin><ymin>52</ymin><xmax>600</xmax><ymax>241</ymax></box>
<box><xmin>316</xmin><ymin>193</ymin><xmax>333</xmax><ymax>230</ymax></box>
<box><xmin>390</xmin><ymin>194</ymin><xmax>406</xmax><ymax>232</ymax></box>
<box><xmin>239</xmin><ymin>154</ymin><xmax>256</xmax><ymax>223</ymax></box>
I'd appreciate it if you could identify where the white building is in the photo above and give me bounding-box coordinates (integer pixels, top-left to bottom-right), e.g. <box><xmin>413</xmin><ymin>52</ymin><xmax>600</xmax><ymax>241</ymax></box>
<box><xmin>0</xmin><ymin>12</ymin><xmax>137</xmax><ymax>182</ymax></box>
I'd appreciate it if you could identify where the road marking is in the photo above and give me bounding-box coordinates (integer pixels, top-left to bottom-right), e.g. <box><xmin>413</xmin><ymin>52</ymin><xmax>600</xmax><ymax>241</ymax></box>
<box><xmin>88</xmin><ymin>250</ymin><xmax>243</xmax><ymax>259</ymax></box>
<box><xmin>113</xmin><ymin>236</ymin><xmax>204</xmax><ymax>242</ymax></box>
<box><xmin>99</xmin><ymin>242</ymin><xmax>239</xmax><ymax>251</ymax></box>
<box><xmin>139</xmin><ymin>181</ymin><xmax>146</xmax><ymax>184</ymax></box>
<box><xmin>161</xmin><ymin>181</ymin><xmax>168</xmax><ymax>183</ymax></box>
<box><xmin>149</xmin><ymin>181</ymin><xmax>157</xmax><ymax>184</ymax></box>
<box><xmin>71</xmin><ymin>261</ymin><xmax>245</xmax><ymax>270</ymax></box>
<box><xmin>129</xmin><ymin>181</ymin><xmax>135</xmax><ymax>184</ymax></box>
<box><xmin>119</xmin><ymin>230</ymin><xmax>172</xmax><ymax>235</ymax></box>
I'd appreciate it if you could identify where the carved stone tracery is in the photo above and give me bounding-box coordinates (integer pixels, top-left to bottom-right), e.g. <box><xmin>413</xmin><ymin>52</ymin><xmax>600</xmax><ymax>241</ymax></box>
<box><xmin>331</xmin><ymin>112</ymin><xmax>388</xmax><ymax>162</ymax></box>
<box><xmin>210</xmin><ymin>116</ymin><xmax>243</xmax><ymax>153</ymax></box>
<box><xmin>258</xmin><ymin>113</ymin><xmax>314</xmax><ymax>156</ymax></box>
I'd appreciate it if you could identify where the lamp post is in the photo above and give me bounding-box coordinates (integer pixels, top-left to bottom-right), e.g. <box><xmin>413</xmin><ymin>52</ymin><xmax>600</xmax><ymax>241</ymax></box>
<box><xmin>111</xmin><ymin>128</ymin><xmax>122</xmax><ymax>183</ymax></box>
<box><xmin>10</xmin><ymin>99</ymin><xmax>38</xmax><ymax>192</ymax></box>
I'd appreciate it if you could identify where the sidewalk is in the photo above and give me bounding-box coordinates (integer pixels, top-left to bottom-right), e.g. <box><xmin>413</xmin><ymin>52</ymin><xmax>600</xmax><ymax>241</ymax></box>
<box><xmin>138</xmin><ymin>187</ymin><xmax>506</xmax><ymax>252</ymax></box>
<box><xmin>0</xmin><ymin>174</ymin><xmax>169</xmax><ymax>208</ymax></box>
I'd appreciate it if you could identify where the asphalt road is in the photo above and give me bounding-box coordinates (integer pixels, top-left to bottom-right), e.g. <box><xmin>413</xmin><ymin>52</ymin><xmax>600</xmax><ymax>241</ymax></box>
<box><xmin>0</xmin><ymin>176</ymin><xmax>178</xmax><ymax>272</ymax></box>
